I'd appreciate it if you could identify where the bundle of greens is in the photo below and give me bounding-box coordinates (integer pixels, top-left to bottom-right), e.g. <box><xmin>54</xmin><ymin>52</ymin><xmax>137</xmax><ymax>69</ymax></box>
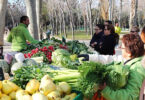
<box><xmin>66</xmin><ymin>40</ymin><xmax>92</xmax><ymax>54</ymax></box>
<box><xmin>12</xmin><ymin>63</ymin><xmax>81</xmax><ymax>89</ymax></box>
<box><xmin>12</xmin><ymin>63</ymin><xmax>51</xmax><ymax>89</ymax></box>
<box><xmin>76</xmin><ymin>61</ymin><xmax>107</xmax><ymax>98</ymax></box>
<box><xmin>76</xmin><ymin>61</ymin><xmax>130</xmax><ymax>98</ymax></box>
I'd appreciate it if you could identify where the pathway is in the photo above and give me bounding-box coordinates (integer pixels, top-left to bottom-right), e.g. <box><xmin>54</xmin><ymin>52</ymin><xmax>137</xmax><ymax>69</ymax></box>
<box><xmin>3</xmin><ymin>34</ymin><xmax>123</xmax><ymax>55</ymax></box>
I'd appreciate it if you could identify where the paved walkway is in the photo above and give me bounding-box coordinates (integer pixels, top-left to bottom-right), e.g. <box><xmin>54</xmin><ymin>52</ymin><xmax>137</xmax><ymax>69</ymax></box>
<box><xmin>3</xmin><ymin>34</ymin><xmax>122</xmax><ymax>55</ymax></box>
<box><xmin>3</xmin><ymin>34</ymin><xmax>12</xmax><ymax>55</ymax></box>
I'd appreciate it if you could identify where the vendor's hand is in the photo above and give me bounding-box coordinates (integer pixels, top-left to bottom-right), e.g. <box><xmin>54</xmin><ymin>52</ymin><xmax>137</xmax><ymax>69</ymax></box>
<box><xmin>99</xmin><ymin>83</ymin><xmax>106</xmax><ymax>90</ymax></box>
<box><xmin>78</xmin><ymin>54</ymin><xmax>89</xmax><ymax>61</ymax></box>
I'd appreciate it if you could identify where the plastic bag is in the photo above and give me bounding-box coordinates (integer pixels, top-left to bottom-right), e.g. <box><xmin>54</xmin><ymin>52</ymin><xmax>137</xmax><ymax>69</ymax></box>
<box><xmin>4</xmin><ymin>53</ymin><xmax>13</xmax><ymax>64</ymax></box>
<box><xmin>15</xmin><ymin>53</ymin><xmax>25</xmax><ymax>63</ymax></box>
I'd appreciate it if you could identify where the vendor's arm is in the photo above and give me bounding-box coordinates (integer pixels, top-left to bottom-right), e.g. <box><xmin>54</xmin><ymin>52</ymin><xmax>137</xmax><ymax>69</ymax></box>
<box><xmin>24</xmin><ymin>29</ymin><xmax>39</xmax><ymax>44</ymax></box>
<box><xmin>89</xmin><ymin>54</ymin><xmax>123</xmax><ymax>64</ymax></box>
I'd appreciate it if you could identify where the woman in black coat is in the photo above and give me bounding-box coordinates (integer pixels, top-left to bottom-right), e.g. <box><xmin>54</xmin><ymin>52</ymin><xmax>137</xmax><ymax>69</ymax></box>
<box><xmin>94</xmin><ymin>25</ymin><xmax>118</xmax><ymax>55</ymax></box>
<box><xmin>90</xmin><ymin>24</ymin><xmax>104</xmax><ymax>48</ymax></box>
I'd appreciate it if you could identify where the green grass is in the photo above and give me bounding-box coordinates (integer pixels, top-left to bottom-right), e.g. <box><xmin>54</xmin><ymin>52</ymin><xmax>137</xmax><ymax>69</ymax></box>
<box><xmin>54</xmin><ymin>30</ymin><xmax>129</xmax><ymax>40</ymax></box>
<box><xmin>121</xmin><ymin>31</ymin><xmax>129</xmax><ymax>34</ymax></box>
<box><xmin>55</xmin><ymin>30</ymin><xmax>92</xmax><ymax>40</ymax></box>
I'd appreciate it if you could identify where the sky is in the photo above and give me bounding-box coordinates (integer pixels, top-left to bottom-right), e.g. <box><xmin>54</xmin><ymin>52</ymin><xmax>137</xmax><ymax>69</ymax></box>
<box><xmin>8</xmin><ymin>0</ymin><xmax>15</xmax><ymax>4</ymax></box>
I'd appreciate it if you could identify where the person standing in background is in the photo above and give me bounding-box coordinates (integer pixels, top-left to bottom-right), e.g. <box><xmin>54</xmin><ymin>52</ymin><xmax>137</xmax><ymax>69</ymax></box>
<box><xmin>130</xmin><ymin>26</ymin><xmax>140</xmax><ymax>34</ymax></box>
<box><xmin>115</xmin><ymin>22</ymin><xmax>121</xmax><ymax>36</ymax></box>
<box><xmin>93</xmin><ymin>25</ymin><xmax>117</xmax><ymax>55</ymax></box>
<box><xmin>104</xmin><ymin>20</ymin><xmax>112</xmax><ymax>26</ymax></box>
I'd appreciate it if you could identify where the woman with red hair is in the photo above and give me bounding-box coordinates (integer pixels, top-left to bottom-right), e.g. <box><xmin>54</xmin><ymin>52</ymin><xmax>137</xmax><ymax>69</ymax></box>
<box><xmin>79</xmin><ymin>34</ymin><xmax>145</xmax><ymax>100</ymax></box>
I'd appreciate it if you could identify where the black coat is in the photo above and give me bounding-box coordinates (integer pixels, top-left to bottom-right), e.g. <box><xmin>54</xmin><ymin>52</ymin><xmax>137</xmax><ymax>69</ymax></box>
<box><xmin>94</xmin><ymin>34</ymin><xmax>116</xmax><ymax>55</ymax></box>
<box><xmin>90</xmin><ymin>31</ymin><xmax>104</xmax><ymax>46</ymax></box>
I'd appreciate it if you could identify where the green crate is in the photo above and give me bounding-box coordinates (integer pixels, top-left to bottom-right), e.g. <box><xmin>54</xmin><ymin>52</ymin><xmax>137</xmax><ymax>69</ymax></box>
<box><xmin>72</xmin><ymin>90</ymin><xmax>83</xmax><ymax>100</ymax></box>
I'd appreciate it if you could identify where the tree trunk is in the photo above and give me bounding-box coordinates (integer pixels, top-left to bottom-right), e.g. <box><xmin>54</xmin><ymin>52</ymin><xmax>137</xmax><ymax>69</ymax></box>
<box><xmin>83</xmin><ymin>15</ymin><xmax>88</xmax><ymax>34</ymax></box>
<box><xmin>66</xmin><ymin>0</ymin><xmax>74</xmax><ymax>40</ymax></box>
<box><xmin>100</xmin><ymin>0</ymin><xmax>109</xmax><ymax>20</ymax></box>
<box><xmin>112</xmin><ymin>0</ymin><xmax>115</xmax><ymax>23</ymax></box>
<box><xmin>0</xmin><ymin>0</ymin><xmax>7</xmax><ymax>46</ymax></box>
<box><xmin>52</xmin><ymin>12</ymin><xmax>56</xmax><ymax>35</ymax></box>
<box><xmin>60</xmin><ymin>6</ymin><xmax>67</xmax><ymax>38</ymax></box>
<box><xmin>36</xmin><ymin>0</ymin><xmax>42</xmax><ymax>40</ymax></box>
<box><xmin>109</xmin><ymin>0</ymin><xmax>112</xmax><ymax>21</ymax></box>
<box><xmin>88</xmin><ymin>0</ymin><xmax>93</xmax><ymax>37</ymax></box>
<box><xmin>129</xmin><ymin>0</ymin><xmax>138</xmax><ymax>29</ymax></box>
<box><xmin>25</xmin><ymin>0</ymin><xmax>39</xmax><ymax>40</ymax></box>
<box><xmin>119</xmin><ymin>0</ymin><xmax>122</xmax><ymax>26</ymax></box>
<box><xmin>55</xmin><ymin>10</ymin><xmax>58</xmax><ymax>35</ymax></box>
<box><xmin>59</xmin><ymin>17</ymin><xmax>62</xmax><ymax>36</ymax></box>
<box><xmin>8</xmin><ymin>8</ymin><xmax>15</xmax><ymax>27</ymax></box>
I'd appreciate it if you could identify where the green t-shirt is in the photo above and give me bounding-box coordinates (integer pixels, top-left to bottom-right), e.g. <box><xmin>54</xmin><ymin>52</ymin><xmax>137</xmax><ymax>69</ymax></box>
<box><xmin>7</xmin><ymin>23</ymin><xmax>39</xmax><ymax>51</ymax></box>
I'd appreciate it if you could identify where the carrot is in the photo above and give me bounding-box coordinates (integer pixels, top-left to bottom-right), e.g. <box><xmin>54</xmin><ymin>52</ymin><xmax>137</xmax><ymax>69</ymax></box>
<box><xmin>100</xmin><ymin>96</ymin><xmax>104</xmax><ymax>100</ymax></box>
<box><xmin>92</xmin><ymin>92</ymin><xmax>106</xmax><ymax>100</ymax></box>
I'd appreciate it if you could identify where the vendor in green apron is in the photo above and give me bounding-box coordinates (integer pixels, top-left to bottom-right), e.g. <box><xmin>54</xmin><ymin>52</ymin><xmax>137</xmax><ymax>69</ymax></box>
<box><xmin>7</xmin><ymin>16</ymin><xmax>39</xmax><ymax>52</ymax></box>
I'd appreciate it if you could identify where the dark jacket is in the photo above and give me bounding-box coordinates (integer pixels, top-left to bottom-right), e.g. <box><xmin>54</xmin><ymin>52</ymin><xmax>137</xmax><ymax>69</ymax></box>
<box><xmin>90</xmin><ymin>31</ymin><xmax>104</xmax><ymax>46</ymax></box>
<box><xmin>94</xmin><ymin>34</ymin><xmax>116</xmax><ymax>55</ymax></box>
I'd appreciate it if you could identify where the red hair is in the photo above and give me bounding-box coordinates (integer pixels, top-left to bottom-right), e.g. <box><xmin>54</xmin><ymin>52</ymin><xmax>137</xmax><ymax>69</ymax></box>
<box><xmin>122</xmin><ymin>34</ymin><xmax>144</xmax><ymax>58</ymax></box>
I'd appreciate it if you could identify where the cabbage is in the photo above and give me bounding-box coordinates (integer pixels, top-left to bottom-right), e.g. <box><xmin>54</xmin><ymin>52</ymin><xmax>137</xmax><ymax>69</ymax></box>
<box><xmin>11</xmin><ymin>62</ymin><xmax>27</xmax><ymax>74</ymax></box>
<box><xmin>106</xmin><ymin>64</ymin><xmax>129</xmax><ymax>90</ymax></box>
<box><xmin>52</xmin><ymin>49</ymin><xmax>72</xmax><ymax>68</ymax></box>
<box><xmin>0</xmin><ymin>60</ymin><xmax>9</xmax><ymax>73</ymax></box>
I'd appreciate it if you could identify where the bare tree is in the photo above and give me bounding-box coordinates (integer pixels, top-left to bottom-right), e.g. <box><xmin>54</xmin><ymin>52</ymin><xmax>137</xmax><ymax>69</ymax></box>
<box><xmin>109</xmin><ymin>0</ymin><xmax>112</xmax><ymax>20</ymax></box>
<box><xmin>87</xmin><ymin>0</ymin><xmax>93</xmax><ymax>37</ymax></box>
<box><xmin>129</xmin><ymin>0</ymin><xmax>138</xmax><ymax>29</ymax></box>
<box><xmin>8</xmin><ymin>6</ymin><xmax>15</xmax><ymax>27</ymax></box>
<box><xmin>36</xmin><ymin>0</ymin><xmax>42</xmax><ymax>40</ymax></box>
<box><xmin>80</xmin><ymin>1</ymin><xmax>88</xmax><ymax>34</ymax></box>
<box><xmin>54</xmin><ymin>9</ymin><xmax>59</xmax><ymax>35</ymax></box>
<box><xmin>7</xmin><ymin>0</ymin><xmax>26</xmax><ymax>27</ymax></box>
<box><xmin>0</xmin><ymin>0</ymin><xmax>7</xmax><ymax>45</ymax></box>
<box><xmin>100</xmin><ymin>0</ymin><xmax>109</xmax><ymax>20</ymax></box>
<box><xmin>119</xmin><ymin>0</ymin><xmax>122</xmax><ymax>26</ymax></box>
<box><xmin>66</xmin><ymin>0</ymin><xmax>75</xmax><ymax>40</ymax></box>
<box><xmin>60</xmin><ymin>4</ymin><xmax>67</xmax><ymax>37</ymax></box>
<box><xmin>25</xmin><ymin>0</ymin><xmax>39</xmax><ymax>40</ymax></box>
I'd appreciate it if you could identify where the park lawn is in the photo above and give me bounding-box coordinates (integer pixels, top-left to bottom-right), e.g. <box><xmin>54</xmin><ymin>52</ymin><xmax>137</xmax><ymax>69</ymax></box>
<box><xmin>54</xmin><ymin>30</ymin><xmax>92</xmax><ymax>40</ymax></box>
<box><xmin>54</xmin><ymin>30</ymin><xmax>129</xmax><ymax>40</ymax></box>
<box><xmin>121</xmin><ymin>31</ymin><xmax>129</xmax><ymax>34</ymax></box>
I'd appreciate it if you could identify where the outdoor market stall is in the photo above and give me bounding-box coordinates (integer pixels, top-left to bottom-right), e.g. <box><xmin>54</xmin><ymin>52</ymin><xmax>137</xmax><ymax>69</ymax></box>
<box><xmin>0</xmin><ymin>37</ymin><xmax>129</xmax><ymax>100</ymax></box>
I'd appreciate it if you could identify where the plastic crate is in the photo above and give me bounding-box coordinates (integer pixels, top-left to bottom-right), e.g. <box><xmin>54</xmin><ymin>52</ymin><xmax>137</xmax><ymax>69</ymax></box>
<box><xmin>73</xmin><ymin>90</ymin><xmax>83</xmax><ymax>100</ymax></box>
